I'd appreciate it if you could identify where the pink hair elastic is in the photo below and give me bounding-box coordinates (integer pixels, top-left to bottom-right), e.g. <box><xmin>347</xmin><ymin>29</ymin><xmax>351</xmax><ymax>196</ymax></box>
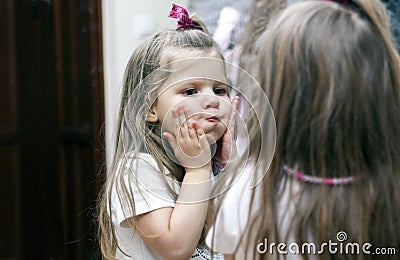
<box><xmin>169</xmin><ymin>3</ymin><xmax>202</xmax><ymax>31</ymax></box>
<box><xmin>283</xmin><ymin>165</ymin><xmax>359</xmax><ymax>185</ymax></box>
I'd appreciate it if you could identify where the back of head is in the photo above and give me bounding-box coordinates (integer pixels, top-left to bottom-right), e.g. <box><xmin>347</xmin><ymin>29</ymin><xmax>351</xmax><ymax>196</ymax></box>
<box><xmin>260</xmin><ymin>0</ymin><xmax>400</xmax><ymax>177</ymax></box>
<box><xmin>253</xmin><ymin>0</ymin><xmax>400</xmax><ymax>257</ymax></box>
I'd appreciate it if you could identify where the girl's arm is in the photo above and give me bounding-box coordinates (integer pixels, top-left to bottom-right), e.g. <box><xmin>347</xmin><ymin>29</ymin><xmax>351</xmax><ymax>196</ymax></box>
<box><xmin>133</xmin><ymin>106</ymin><xmax>212</xmax><ymax>259</ymax></box>
<box><xmin>135</xmin><ymin>169</ymin><xmax>210</xmax><ymax>259</ymax></box>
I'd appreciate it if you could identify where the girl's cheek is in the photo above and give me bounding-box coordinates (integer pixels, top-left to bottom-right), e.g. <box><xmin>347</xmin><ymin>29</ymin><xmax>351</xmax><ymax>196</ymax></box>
<box><xmin>177</xmin><ymin>101</ymin><xmax>198</xmax><ymax>114</ymax></box>
<box><xmin>222</xmin><ymin>100</ymin><xmax>233</xmax><ymax>114</ymax></box>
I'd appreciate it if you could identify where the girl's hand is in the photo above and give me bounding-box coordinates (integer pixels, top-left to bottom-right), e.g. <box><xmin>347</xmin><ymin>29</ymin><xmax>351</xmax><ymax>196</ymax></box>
<box><xmin>215</xmin><ymin>96</ymin><xmax>239</xmax><ymax>167</ymax></box>
<box><xmin>163</xmin><ymin>106</ymin><xmax>212</xmax><ymax>171</ymax></box>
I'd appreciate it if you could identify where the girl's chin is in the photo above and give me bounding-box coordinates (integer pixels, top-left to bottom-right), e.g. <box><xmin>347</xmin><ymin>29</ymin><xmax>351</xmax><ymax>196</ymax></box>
<box><xmin>204</xmin><ymin>130</ymin><xmax>226</xmax><ymax>144</ymax></box>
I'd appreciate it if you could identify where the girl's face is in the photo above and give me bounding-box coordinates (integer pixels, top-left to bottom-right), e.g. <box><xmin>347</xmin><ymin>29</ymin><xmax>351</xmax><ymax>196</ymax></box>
<box><xmin>147</xmin><ymin>53</ymin><xmax>232</xmax><ymax>142</ymax></box>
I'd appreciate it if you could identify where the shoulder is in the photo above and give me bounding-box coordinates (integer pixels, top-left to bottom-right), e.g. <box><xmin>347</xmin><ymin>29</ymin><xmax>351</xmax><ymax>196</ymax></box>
<box><xmin>119</xmin><ymin>152</ymin><xmax>159</xmax><ymax>171</ymax></box>
<box><xmin>116</xmin><ymin>152</ymin><xmax>177</xmax><ymax>191</ymax></box>
<box><xmin>111</xmin><ymin>153</ymin><xmax>179</xmax><ymax>223</ymax></box>
<box><xmin>115</xmin><ymin>152</ymin><xmax>172</xmax><ymax>179</ymax></box>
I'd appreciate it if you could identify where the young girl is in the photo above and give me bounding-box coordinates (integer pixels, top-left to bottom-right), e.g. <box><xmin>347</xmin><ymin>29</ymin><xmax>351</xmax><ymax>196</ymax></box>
<box><xmin>98</xmin><ymin>4</ymin><xmax>239</xmax><ymax>259</ymax></box>
<box><xmin>208</xmin><ymin>0</ymin><xmax>400</xmax><ymax>259</ymax></box>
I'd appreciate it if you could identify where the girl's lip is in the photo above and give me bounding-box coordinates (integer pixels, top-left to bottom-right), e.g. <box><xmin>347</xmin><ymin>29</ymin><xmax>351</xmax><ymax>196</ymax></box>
<box><xmin>206</xmin><ymin>116</ymin><xmax>220</xmax><ymax>123</ymax></box>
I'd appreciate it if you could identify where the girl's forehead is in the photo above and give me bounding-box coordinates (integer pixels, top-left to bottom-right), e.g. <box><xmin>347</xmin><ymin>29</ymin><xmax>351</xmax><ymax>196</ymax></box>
<box><xmin>160</xmin><ymin>55</ymin><xmax>228</xmax><ymax>91</ymax></box>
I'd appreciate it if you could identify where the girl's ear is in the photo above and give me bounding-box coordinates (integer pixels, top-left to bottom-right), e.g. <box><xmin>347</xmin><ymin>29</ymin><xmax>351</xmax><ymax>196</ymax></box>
<box><xmin>146</xmin><ymin>109</ymin><xmax>159</xmax><ymax>123</ymax></box>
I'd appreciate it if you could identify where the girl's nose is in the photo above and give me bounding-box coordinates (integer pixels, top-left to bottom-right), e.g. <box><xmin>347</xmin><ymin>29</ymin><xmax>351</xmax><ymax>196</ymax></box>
<box><xmin>203</xmin><ymin>94</ymin><xmax>220</xmax><ymax>109</ymax></box>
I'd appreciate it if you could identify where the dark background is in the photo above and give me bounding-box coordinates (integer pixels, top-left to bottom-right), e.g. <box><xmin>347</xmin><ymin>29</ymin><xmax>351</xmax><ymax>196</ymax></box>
<box><xmin>0</xmin><ymin>0</ymin><xmax>105</xmax><ymax>259</ymax></box>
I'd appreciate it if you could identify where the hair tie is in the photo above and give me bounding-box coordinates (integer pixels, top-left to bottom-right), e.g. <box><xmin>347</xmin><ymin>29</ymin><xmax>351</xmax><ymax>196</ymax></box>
<box><xmin>282</xmin><ymin>165</ymin><xmax>360</xmax><ymax>185</ymax></box>
<box><xmin>169</xmin><ymin>3</ymin><xmax>201</xmax><ymax>31</ymax></box>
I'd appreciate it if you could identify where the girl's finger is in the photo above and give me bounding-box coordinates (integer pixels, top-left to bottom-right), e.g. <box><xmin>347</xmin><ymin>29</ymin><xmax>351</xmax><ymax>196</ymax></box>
<box><xmin>162</xmin><ymin>132</ymin><xmax>177</xmax><ymax>149</ymax></box>
<box><xmin>172</xmin><ymin>108</ymin><xmax>180</xmax><ymax>137</ymax></box>
<box><xmin>229</xmin><ymin>96</ymin><xmax>239</xmax><ymax>127</ymax></box>
<box><xmin>178</xmin><ymin>106</ymin><xmax>189</xmax><ymax>140</ymax></box>
<box><xmin>225</xmin><ymin>96</ymin><xmax>239</xmax><ymax>137</ymax></box>
<box><xmin>184</xmin><ymin>108</ymin><xmax>196</xmax><ymax>139</ymax></box>
<box><xmin>192</xmin><ymin>121</ymin><xmax>207</xmax><ymax>146</ymax></box>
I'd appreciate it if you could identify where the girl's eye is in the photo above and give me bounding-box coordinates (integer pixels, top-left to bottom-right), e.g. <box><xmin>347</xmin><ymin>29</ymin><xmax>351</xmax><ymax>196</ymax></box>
<box><xmin>182</xmin><ymin>88</ymin><xmax>198</xmax><ymax>96</ymax></box>
<box><xmin>214</xmin><ymin>87</ymin><xmax>227</xmax><ymax>96</ymax></box>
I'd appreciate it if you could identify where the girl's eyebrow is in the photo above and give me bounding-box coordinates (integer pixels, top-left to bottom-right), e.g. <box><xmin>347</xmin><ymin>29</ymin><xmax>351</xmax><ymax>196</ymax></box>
<box><xmin>179</xmin><ymin>79</ymin><xmax>229</xmax><ymax>86</ymax></box>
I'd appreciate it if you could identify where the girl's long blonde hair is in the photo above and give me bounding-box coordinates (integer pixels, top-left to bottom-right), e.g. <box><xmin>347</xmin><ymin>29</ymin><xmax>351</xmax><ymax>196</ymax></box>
<box><xmin>215</xmin><ymin>0</ymin><xmax>400</xmax><ymax>259</ymax></box>
<box><xmin>255</xmin><ymin>1</ymin><xmax>400</xmax><ymax>259</ymax></box>
<box><xmin>97</xmin><ymin>21</ymin><xmax>223</xmax><ymax>259</ymax></box>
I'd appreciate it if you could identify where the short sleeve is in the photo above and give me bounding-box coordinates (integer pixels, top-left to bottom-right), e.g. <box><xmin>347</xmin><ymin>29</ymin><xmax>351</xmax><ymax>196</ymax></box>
<box><xmin>111</xmin><ymin>153</ymin><xmax>180</xmax><ymax>227</ymax></box>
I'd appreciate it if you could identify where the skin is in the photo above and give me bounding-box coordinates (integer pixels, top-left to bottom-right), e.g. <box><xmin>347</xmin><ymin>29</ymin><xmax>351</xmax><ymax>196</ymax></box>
<box><xmin>149</xmin><ymin>54</ymin><xmax>233</xmax><ymax>144</ymax></box>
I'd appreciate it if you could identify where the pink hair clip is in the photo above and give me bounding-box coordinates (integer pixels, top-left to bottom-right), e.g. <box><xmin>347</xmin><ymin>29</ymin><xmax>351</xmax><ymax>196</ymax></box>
<box><xmin>169</xmin><ymin>3</ymin><xmax>196</xmax><ymax>30</ymax></box>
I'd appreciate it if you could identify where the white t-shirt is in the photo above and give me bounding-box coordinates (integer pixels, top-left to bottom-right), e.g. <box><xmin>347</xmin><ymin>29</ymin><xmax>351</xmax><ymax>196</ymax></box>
<box><xmin>206</xmin><ymin>166</ymin><xmax>303</xmax><ymax>259</ymax></box>
<box><xmin>111</xmin><ymin>153</ymin><xmax>223</xmax><ymax>260</ymax></box>
<box><xmin>206</xmin><ymin>164</ymin><xmax>259</xmax><ymax>259</ymax></box>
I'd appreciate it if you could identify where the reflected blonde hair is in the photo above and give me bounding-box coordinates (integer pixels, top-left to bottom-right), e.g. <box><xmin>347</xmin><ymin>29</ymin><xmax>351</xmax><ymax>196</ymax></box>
<box><xmin>213</xmin><ymin>0</ymin><xmax>400</xmax><ymax>259</ymax></box>
<box><xmin>253</xmin><ymin>1</ymin><xmax>400</xmax><ymax>259</ymax></box>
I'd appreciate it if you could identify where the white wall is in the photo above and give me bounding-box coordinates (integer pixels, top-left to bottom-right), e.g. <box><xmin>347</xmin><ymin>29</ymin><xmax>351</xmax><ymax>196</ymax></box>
<box><xmin>102</xmin><ymin>0</ymin><xmax>188</xmax><ymax>169</ymax></box>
